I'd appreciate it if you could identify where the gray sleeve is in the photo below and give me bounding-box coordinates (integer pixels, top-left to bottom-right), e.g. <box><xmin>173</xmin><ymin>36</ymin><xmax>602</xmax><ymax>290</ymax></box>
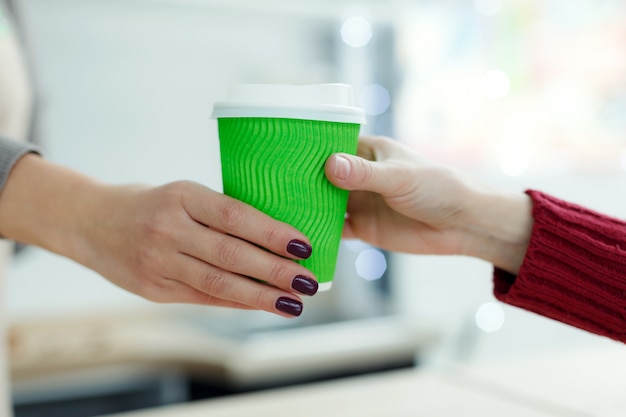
<box><xmin>0</xmin><ymin>136</ymin><xmax>42</xmax><ymax>193</ymax></box>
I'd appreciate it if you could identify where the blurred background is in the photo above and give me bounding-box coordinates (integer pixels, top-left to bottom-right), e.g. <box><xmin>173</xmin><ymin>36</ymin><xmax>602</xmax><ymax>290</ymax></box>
<box><xmin>1</xmin><ymin>0</ymin><xmax>626</xmax><ymax>416</ymax></box>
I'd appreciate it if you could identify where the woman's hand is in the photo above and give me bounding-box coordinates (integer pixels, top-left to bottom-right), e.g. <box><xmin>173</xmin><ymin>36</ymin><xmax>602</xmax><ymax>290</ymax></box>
<box><xmin>80</xmin><ymin>181</ymin><xmax>318</xmax><ymax>317</ymax></box>
<box><xmin>0</xmin><ymin>155</ymin><xmax>317</xmax><ymax>317</ymax></box>
<box><xmin>324</xmin><ymin>136</ymin><xmax>533</xmax><ymax>275</ymax></box>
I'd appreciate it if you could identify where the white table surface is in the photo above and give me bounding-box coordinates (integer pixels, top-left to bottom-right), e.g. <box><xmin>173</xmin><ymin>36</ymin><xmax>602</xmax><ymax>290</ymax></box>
<box><xmin>101</xmin><ymin>341</ymin><xmax>626</xmax><ymax>417</ymax></box>
<box><xmin>101</xmin><ymin>368</ymin><xmax>560</xmax><ymax>417</ymax></box>
<box><xmin>457</xmin><ymin>341</ymin><xmax>626</xmax><ymax>417</ymax></box>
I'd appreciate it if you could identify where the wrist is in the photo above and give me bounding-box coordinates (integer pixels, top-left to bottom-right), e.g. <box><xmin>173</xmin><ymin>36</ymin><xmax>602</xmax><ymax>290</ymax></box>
<box><xmin>461</xmin><ymin>187</ymin><xmax>533</xmax><ymax>275</ymax></box>
<box><xmin>0</xmin><ymin>154</ymin><xmax>106</xmax><ymax>261</ymax></box>
<box><xmin>71</xmin><ymin>182</ymin><xmax>148</xmax><ymax>271</ymax></box>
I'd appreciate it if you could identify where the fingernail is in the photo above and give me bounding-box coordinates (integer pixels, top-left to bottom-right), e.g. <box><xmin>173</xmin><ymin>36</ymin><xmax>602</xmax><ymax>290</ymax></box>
<box><xmin>292</xmin><ymin>275</ymin><xmax>318</xmax><ymax>296</ymax></box>
<box><xmin>287</xmin><ymin>240</ymin><xmax>312</xmax><ymax>259</ymax></box>
<box><xmin>334</xmin><ymin>155</ymin><xmax>351</xmax><ymax>180</ymax></box>
<box><xmin>275</xmin><ymin>297</ymin><xmax>303</xmax><ymax>317</ymax></box>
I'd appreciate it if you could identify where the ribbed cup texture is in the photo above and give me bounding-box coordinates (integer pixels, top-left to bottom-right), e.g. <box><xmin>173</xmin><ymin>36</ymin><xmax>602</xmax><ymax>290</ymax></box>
<box><xmin>218</xmin><ymin>117</ymin><xmax>360</xmax><ymax>285</ymax></box>
<box><xmin>494</xmin><ymin>190</ymin><xmax>626</xmax><ymax>343</ymax></box>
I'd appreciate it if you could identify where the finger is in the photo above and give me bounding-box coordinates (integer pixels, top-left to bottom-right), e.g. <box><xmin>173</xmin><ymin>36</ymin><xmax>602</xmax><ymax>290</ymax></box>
<box><xmin>324</xmin><ymin>153</ymin><xmax>397</xmax><ymax>196</ymax></box>
<box><xmin>343</xmin><ymin>190</ymin><xmax>381</xmax><ymax>241</ymax></box>
<box><xmin>325</xmin><ymin>136</ymin><xmax>413</xmax><ymax>196</ymax></box>
<box><xmin>355</xmin><ymin>135</ymin><xmax>381</xmax><ymax>160</ymax></box>
<box><xmin>145</xmin><ymin>277</ymin><xmax>254</xmax><ymax>309</ymax></box>
<box><xmin>180</xmin><ymin>225</ymin><xmax>319</xmax><ymax>296</ymax></box>
<box><xmin>341</xmin><ymin>218</ymin><xmax>357</xmax><ymax>239</ymax></box>
<box><xmin>182</xmin><ymin>184</ymin><xmax>313</xmax><ymax>260</ymax></box>
<box><xmin>164</xmin><ymin>253</ymin><xmax>305</xmax><ymax>317</ymax></box>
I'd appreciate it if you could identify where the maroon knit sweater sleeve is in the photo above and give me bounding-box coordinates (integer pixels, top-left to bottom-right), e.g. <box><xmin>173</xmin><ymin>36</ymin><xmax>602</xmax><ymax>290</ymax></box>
<box><xmin>493</xmin><ymin>189</ymin><xmax>626</xmax><ymax>343</ymax></box>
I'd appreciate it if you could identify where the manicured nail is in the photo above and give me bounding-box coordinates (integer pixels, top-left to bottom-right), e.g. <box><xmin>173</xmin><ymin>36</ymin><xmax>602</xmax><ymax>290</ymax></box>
<box><xmin>334</xmin><ymin>155</ymin><xmax>351</xmax><ymax>180</ymax></box>
<box><xmin>287</xmin><ymin>240</ymin><xmax>312</xmax><ymax>259</ymax></box>
<box><xmin>275</xmin><ymin>297</ymin><xmax>303</xmax><ymax>317</ymax></box>
<box><xmin>292</xmin><ymin>275</ymin><xmax>318</xmax><ymax>296</ymax></box>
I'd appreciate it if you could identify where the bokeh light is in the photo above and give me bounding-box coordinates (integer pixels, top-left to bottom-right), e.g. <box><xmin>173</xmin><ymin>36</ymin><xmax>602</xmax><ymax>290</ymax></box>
<box><xmin>359</xmin><ymin>84</ymin><xmax>391</xmax><ymax>116</ymax></box>
<box><xmin>340</xmin><ymin>16</ymin><xmax>372</xmax><ymax>48</ymax></box>
<box><xmin>475</xmin><ymin>302</ymin><xmax>505</xmax><ymax>332</ymax></box>
<box><xmin>354</xmin><ymin>248</ymin><xmax>387</xmax><ymax>281</ymax></box>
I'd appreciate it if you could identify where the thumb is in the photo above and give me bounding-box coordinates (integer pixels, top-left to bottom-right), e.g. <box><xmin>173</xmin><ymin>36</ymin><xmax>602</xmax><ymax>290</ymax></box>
<box><xmin>325</xmin><ymin>153</ymin><xmax>393</xmax><ymax>194</ymax></box>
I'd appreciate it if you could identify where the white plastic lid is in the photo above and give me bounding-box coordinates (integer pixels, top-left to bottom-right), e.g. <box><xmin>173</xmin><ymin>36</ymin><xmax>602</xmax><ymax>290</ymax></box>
<box><xmin>211</xmin><ymin>83</ymin><xmax>366</xmax><ymax>125</ymax></box>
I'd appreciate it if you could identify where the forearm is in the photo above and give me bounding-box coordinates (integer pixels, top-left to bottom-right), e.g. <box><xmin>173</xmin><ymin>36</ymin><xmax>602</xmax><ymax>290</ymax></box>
<box><xmin>0</xmin><ymin>153</ymin><xmax>106</xmax><ymax>262</ymax></box>
<box><xmin>493</xmin><ymin>190</ymin><xmax>626</xmax><ymax>343</ymax></box>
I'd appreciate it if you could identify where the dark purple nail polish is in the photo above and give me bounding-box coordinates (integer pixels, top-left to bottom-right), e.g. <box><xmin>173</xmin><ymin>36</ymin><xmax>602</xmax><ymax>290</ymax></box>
<box><xmin>292</xmin><ymin>275</ymin><xmax>319</xmax><ymax>296</ymax></box>
<box><xmin>275</xmin><ymin>297</ymin><xmax>303</xmax><ymax>317</ymax></box>
<box><xmin>287</xmin><ymin>240</ymin><xmax>312</xmax><ymax>259</ymax></box>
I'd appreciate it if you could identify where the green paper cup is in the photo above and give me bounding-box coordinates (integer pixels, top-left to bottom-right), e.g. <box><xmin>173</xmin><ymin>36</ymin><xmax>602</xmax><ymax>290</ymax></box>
<box><xmin>212</xmin><ymin>84</ymin><xmax>366</xmax><ymax>291</ymax></box>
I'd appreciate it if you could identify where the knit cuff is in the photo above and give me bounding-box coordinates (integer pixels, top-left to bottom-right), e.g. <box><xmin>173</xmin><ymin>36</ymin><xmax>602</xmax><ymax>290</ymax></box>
<box><xmin>494</xmin><ymin>190</ymin><xmax>626</xmax><ymax>342</ymax></box>
<box><xmin>0</xmin><ymin>136</ymin><xmax>42</xmax><ymax>193</ymax></box>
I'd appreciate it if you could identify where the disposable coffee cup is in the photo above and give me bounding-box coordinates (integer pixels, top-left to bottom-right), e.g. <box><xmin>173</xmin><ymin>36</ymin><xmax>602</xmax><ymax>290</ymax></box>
<box><xmin>212</xmin><ymin>84</ymin><xmax>366</xmax><ymax>291</ymax></box>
